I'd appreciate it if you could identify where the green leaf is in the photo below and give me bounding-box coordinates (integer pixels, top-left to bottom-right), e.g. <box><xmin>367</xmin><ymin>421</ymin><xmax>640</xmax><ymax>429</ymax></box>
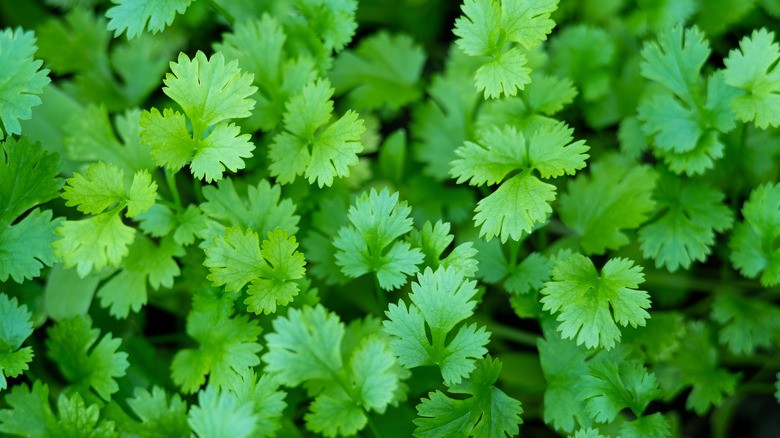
<box><xmin>559</xmin><ymin>156</ymin><xmax>656</xmax><ymax>255</ymax></box>
<box><xmin>638</xmin><ymin>26</ymin><xmax>738</xmax><ymax>175</ymax></box>
<box><xmin>0</xmin><ymin>27</ymin><xmax>51</xmax><ymax>139</ymax></box>
<box><xmin>334</xmin><ymin>188</ymin><xmax>424</xmax><ymax>290</ymax></box>
<box><xmin>62</xmin><ymin>162</ymin><xmax>130</xmax><ymax>215</ymax></box>
<box><xmin>171</xmin><ymin>304</ymin><xmax>262</xmax><ymax>394</ymax></box>
<box><xmin>200</xmin><ymin>178</ymin><xmax>299</xmax><ymax>237</ymax></box>
<box><xmin>46</xmin><ymin>315</ymin><xmax>129</xmax><ymax>400</ymax></box>
<box><xmin>139</xmin><ymin>51</ymin><xmax>257</xmax><ymax>182</ymax></box>
<box><xmin>453</xmin><ymin>0</ymin><xmax>558</xmax><ymax>98</ymax></box>
<box><xmin>227</xmin><ymin>371</ymin><xmax>287</xmax><ymax>438</ymax></box>
<box><xmin>384</xmin><ymin>266</ymin><xmax>490</xmax><ymax>385</ymax></box>
<box><xmin>331</xmin><ymin>31</ymin><xmax>426</xmax><ymax>112</ymax></box>
<box><xmin>412</xmin><ymin>46</ymin><xmax>480</xmax><ymax>180</ymax></box>
<box><xmin>549</xmin><ymin>25</ymin><xmax>615</xmax><ymax>101</ymax></box>
<box><xmin>452</xmin><ymin>122</ymin><xmax>588</xmax><ymax>242</ymax></box>
<box><xmin>407</xmin><ymin>220</ymin><xmax>479</xmax><ymax>278</ymax></box>
<box><xmin>106</xmin><ymin>0</ymin><xmax>194</xmax><ymax>39</ymax></box>
<box><xmin>305</xmin><ymin>387</ymin><xmax>366</xmax><ymax>437</ymax></box>
<box><xmin>188</xmin><ymin>386</ymin><xmax>257</xmax><ymax>438</ymax></box>
<box><xmin>730</xmin><ymin>182</ymin><xmax>780</xmax><ymax>286</ymax></box>
<box><xmin>204</xmin><ymin>227</ymin><xmax>306</xmax><ymax>314</ymax></box>
<box><xmin>269</xmin><ymin>79</ymin><xmax>365</xmax><ymax>187</ymax></box>
<box><xmin>263</xmin><ymin>305</ymin><xmax>344</xmax><ymax>387</ymax></box>
<box><xmin>0</xmin><ymin>294</ymin><xmax>34</xmax><ymax>392</ymax></box>
<box><xmin>213</xmin><ymin>15</ymin><xmax>316</xmax><ymax>132</ymax></box>
<box><xmin>414</xmin><ymin>356</ymin><xmax>523</xmax><ymax>438</ymax></box>
<box><xmin>125</xmin><ymin>386</ymin><xmax>190</xmax><ymax>438</ymax></box>
<box><xmin>96</xmin><ymin>235</ymin><xmax>183</xmax><ymax>318</ymax></box>
<box><xmin>537</xmin><ymin>322</ymin><xmax>592</xmax><ymax>433</ymax></box>
<box><xmin>619</xmin><ymin>413</ymin><xmax>671</xmax><ymax>438</ymax></box>
<box><xmin>638</xmin><ymin>171</ymin><xmax>733</xmax><ymax>272</ymax></box>
<box><xmin>577</xmin><ymin>359</ymin><xmax>659</xmax><ymax>422</ymax></box>
<box><xmin>654</xmin><ymin>321</ymin><xmax>739</xmax><ymax>415</ymax></box>
<box><xmin>0</xmin><ymin>382</ymin><xmax>117</xmax><ymax>437</ymax></box>
<box><xmin>711</xmin><ymin>292</ymin><xmax>780</xmax><ymax>355</ymax></box>
<box><xmin>54</xmin><ymin>212</ymin><xmax>137</xmax><ymax>278</ymax></box>
<box><xmin>0</xmin><ymin>137</ymin><xmax>63</xmax><ymax>283</ymax></box>
<box><xmin>540</xmin><ymin>253</ymin><xmax>651</xmax><ymax>350</ymax></box>
<box><xmin>723</xmin><ymin>28</ymin><xmax>780</xmax><ymax>129</ymax></box>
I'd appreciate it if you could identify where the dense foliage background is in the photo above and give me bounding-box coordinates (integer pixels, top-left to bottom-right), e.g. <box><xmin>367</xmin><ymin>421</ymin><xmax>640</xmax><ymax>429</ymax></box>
<box><xmin>1</xmin><ymin>0</ymin><xmax>780</xmax><ymax>437</ymax></box>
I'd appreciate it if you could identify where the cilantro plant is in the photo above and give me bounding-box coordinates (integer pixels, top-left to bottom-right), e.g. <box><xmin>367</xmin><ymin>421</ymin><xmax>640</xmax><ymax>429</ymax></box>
<box><xmin>2</xmin><ymin>0</ymin><xmax>780</xmax><ymax>437</ymax></box>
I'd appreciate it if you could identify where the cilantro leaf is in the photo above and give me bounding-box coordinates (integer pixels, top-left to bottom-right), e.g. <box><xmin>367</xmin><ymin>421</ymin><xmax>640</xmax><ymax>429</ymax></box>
<box><xmin>106</xmin><ymin>0</ymin><xmax>193</xmax><ymax>39</ymax></box>
<box><xmin>453</xmin><ymin>0</ymin><xmax>559</xmax><ymax>98</ymax></box>
<box><xmin>137</xmin><ymin>204</ymin><xmax>207</xmax><ymax>246</ymax></box>
<box><xmin>333</xmin><ymin>188</ymin><xmax>424</xmax><ymax>290</ymax></box>
<box><xmin>414</xmin><ymin>356</ymin><xmax>522</xmax><ymax>438</ymax></box>
<box><xmin>620</xmin><ymin>413</ymin><xmax>672</xmax><ymax>438</ymax></box>
<box><xmin>730</xmin><ymin>182</ymin><xmax>780</xmax><ymax>286</ymax></box>
<box><xmin>537</xmin><ymin>321</ymin><xmax>592</xmax><ymax>433</ymax></box>
<box><xmin>638</xmin><ymin>170</ymin><xmax>733</xmax><ymax>272</ymax></box>
<box><xmin>654</xmin><ymin>321</ymin><xmax>739</xmax><ymax>415</ymax></box>
<box><xmin>0</xmin><ymin>137</ymin><xmax>63</xmax><ymax>283</ymax></box>
<box><xmin>264</xmin><ymin>306</ymin><xmax>404</xmax><ymax>436</ymax></box>
<box><xmin>549</xmin><ymin>25</ymin><xmax>615</xmax><ymax>102</ymax></box>
<box><xmin>451</xmin><ymin>122</ymin><xmax>588</xmax><ymax>242</ymax></box>
<box><xmin>331</xmin><ymin>31</ymin><xmax>426</xmax><ymax>112</ymax></box>
<box><xmin>125</xmin><ymin>386</ymin><xmax>190</xmax><ymax>437</ymax></box>
<box><xmin>577</xmin><ymin>359</ymin><xmax>659</xmax><ymax>422</ymax></box>
<box><xmin>559</xmin><ymin>156</ymin><xmax>656</xmax><ymax>255</ymax></box>
<box><xmin>227</xmin><ymin>371</ymin><xmax>287</xmax><ymax>438</ymax></box>
<box><xmin>540</xmin><ymin>253</ymin><xmax>651</xmax><ymax>350</ymax></box>
<box><xmin>0</xmin><ymin>382</ymin><xmax>117</xmax><ymax>437</ymax></box>
<box><xmin>188</xmin><ymin>386</ymin><xmax>257</xmax><ymax>438</ymax></box>
<box><xmin>54</xmin><ymin>213</ymin><xmax>136</xmax><ymax>278</ymax></box>
<box><xmin>723</xmin><ymin>28</ymin><xmax>780</xmax><ymax>129</ymax></box>
<box><xmin>268</xmin><ymin>78</ymin><xmax>365</xmax><ymax>187</ymax></box>
<box><xmin>140</xmin><ymin>51</ymin><xmax>257</xmax><ymax>182</ymax></box>
<box><xmin>46</xmin><ymin>315</ymin><xmax>129</xmax><ymax>400</ymax></box>
<box><xmin>0</xmin><ymin>28</ymin><xmax>51</xmax><ymax>139</ymax></box>
<box><xmin>263</xmin><ymin>305</ymin><xmax>344</xmax><ymax>387</ymax></box>
<box><xmin>711</xmin><ymin>292</ymin><xmax>780</xmax><ymax>355</ymax></box>
<box><xmin>412</xmin><ymin>46</ymin><xmax>481</xmax><ymax>180</ymax></box>
<box><xmin>384</xmin><ymin>266</ymin><xmax>490</xmax><ymax>385</ymax></box>
<box><xmin>171</xmin><ymin>303</ymin><xmax>262</xmax><ymax>394</ymax></box>
<box><xmin>205</xmin><ymin>226</ymin><xmax>306</xmax><ymax>314</ymax></box>
<box><xmin>63</xmin><ymin>105</ymin><xmax>157</xmax><ymax>176</ymax></box>
<box><xmin>407</xmin><ymin>220</ymin><xmax>479</xmax><ymax>278</ymax></box>
<box><xmin>213</xmin><ymin>15</ymin><xmax>317</xmax><ymax>132</ymax></box>
<box><xmin>638</xmin><ymin>26</ymin><xmax>738</xmax><ymax>175</ymax></box>
<box><xmin>0</xmin><ymin>294</ymin><xmax>34</xmax><ymax>392</ymax></box>
<box><xmin>200</xmin><ymin>178</ymin><xmax>300</xmax><ymax>238</ymax></box>
<box><xmin>54</xmin><ymin>162</ymin><xmax>157</xmax><ymax>277</ymax></box>
<box><xmin>96</xmin><ymin>235</ymin><xmax>184</xmax><ymax>318</ymax></box>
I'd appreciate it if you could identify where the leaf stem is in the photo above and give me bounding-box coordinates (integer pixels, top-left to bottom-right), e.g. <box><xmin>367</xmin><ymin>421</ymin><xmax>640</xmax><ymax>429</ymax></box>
<box><xmin>165</xmin><ymin>168</ymin><xmax>182</xmax><ymax>210</ymax></box>
<box><xmin>479</xmin><ymin>318</ymin><xmax>539</xmax><ymax>347</ymax></box>
<box><xmin>205</xmin><ymin>0</ymin><xmax>236</xmax><ymax>25</ymax></box>
<box><xmin>367</xmin><ymin>413</ymin><xmax>384</xmax><ymax>438</ymax></box>
<box><xmin>374</xmin><ymin>274</ymin><xmax>388</xmax><ymax>314</ymax></box>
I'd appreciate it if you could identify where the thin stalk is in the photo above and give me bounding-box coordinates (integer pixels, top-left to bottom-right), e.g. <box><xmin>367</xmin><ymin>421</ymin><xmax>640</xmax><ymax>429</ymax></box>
<box><xmin>165</xmin><ymin>168</ymin><xmax>182</xmax><ymax>210</ymax></box>
<box><xmin>366</xmin><ymin>414</ymin><xmax>384</xmax><ymax>438</ymax></box>
<box><xmin>205</xmin><ymin>0</ymin><xmax>235</xmax><ymax>25</ymax></box>
<box><xmin>480</xmin><ymin>319</ymin><xmax>539</xmax><ymax>347</ymax></box>
<box><xmin>374</xmin><ymin>274</ymin><xmax>388</xmax><ymax>314</ymax></box>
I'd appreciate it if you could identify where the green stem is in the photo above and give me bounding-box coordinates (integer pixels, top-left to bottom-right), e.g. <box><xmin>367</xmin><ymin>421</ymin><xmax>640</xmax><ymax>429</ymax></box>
<box><xmin>374</xmin><ymin>275</ymin><xmax>388</xmax><ymax>315</ymax></box>
<box><xmin>165</xmin><ymin>168</ymin><xmax>182</xmax><ymax>210</ymax></box>
<box><xmin>205</xmin><ymin>0</ymin><xmax>235</xmax><ymax>25</ymax></box>
<box><xmin>366</xmin><ymin>414</ymin><xmax>384</xmax><ymax>438</ymax></box>
<box><xmin>508</xmin><ymin>239</ymin><xmax>520</xmax><ymax>267</ymax></box>
<box><xmin>480</xmin><ymin>319</ymin><xmax>539</xmax><ymax>347</ymax></box>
